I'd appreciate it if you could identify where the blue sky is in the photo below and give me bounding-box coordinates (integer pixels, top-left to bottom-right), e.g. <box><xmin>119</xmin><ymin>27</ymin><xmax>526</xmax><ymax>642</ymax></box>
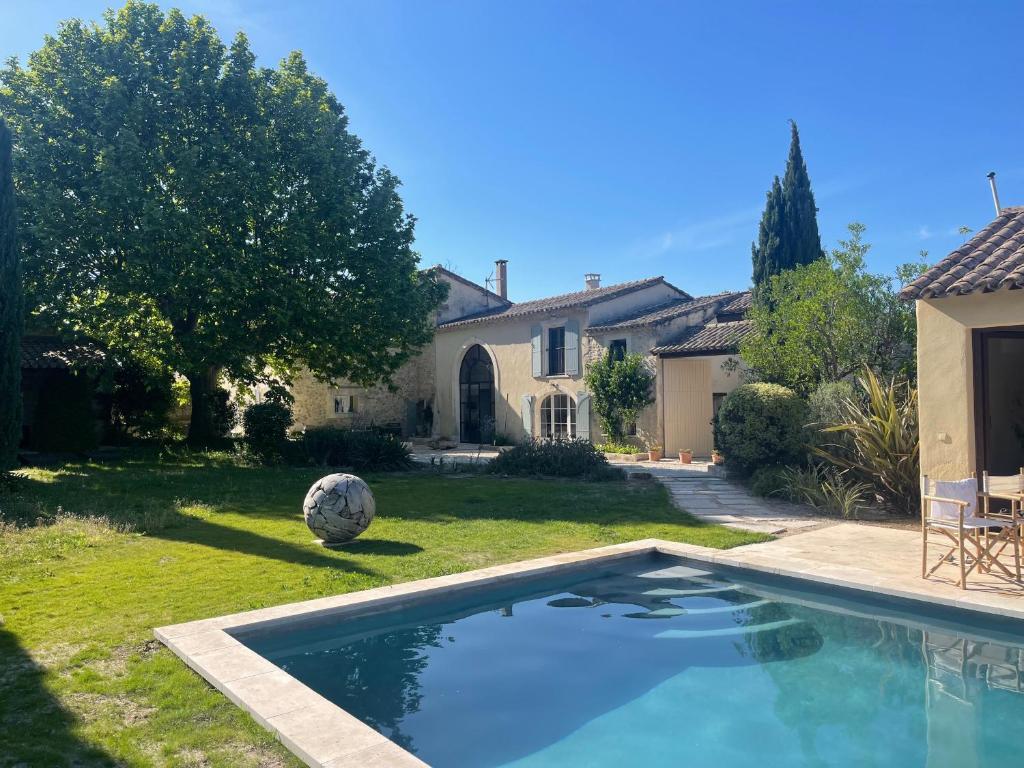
<box><xmin>2</xmin><ymin>1</ymin><xmax>1023</xmax><ymax>301</ymax></box>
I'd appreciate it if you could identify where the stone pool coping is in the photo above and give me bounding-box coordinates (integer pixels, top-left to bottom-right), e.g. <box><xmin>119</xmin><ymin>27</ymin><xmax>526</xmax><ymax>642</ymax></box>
<box><xmin>154</xmin><ymin>536</ymin><xmax>1024</xmax><ymax>767</ymax></box>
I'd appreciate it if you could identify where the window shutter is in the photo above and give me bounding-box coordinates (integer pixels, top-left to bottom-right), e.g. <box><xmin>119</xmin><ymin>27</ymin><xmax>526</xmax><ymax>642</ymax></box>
<box><xmin>521</xmin><ymin>394</ymin><xmax>534</xmax><ymax>437</ymax></box>
<box><xmin>576</xmin><ymin>392</ymin><xmax>590</xmax><ymax>441</ymax></box>
<box><xmin>565</xmin><ymin>319</ymin><xmax>580</xmax><ymax>375</ymax></box>
<box><xmin>531</xmin><ymin>325</ymin><xmax>542</xmax><ymax>377</ymax></box>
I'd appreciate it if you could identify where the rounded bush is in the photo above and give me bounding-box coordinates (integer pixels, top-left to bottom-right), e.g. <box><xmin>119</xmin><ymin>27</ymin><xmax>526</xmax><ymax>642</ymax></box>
<box><xmin>749</xmin><ymin>465</ymin><xmax>789</xmax><ymax>498</ymax></box>
<box><xmin>242</xmin><ymin>401</ymin><xmax>293</xmax><ymax>461</ymax></box>
<box><xmin>487</xmin><ymin>438</ymin><xmax>625</xmax><ymax>481</ymax></box>
<box><xmin>713</xmin><ymin>383</ymin><xmax>807</xmax><ymax>476</ymax></box>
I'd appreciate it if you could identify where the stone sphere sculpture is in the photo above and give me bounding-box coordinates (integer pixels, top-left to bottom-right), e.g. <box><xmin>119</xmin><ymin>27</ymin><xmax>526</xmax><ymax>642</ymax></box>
<box><xmin>303</xmin><ymin>473</ymin><xmax>375</xmax><ymax>545</ymax></box>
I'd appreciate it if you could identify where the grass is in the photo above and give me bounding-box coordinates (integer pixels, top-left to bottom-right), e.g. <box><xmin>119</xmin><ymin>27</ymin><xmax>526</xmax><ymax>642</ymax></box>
<box><xmin>0</xmin><ymin>450</ymin><xmax>766</xmax><ymax>767</ymax></box>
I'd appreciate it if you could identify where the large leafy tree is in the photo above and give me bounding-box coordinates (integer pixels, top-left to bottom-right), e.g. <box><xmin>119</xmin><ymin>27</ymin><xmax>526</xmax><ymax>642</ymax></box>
<box><xmin>752</xmin><ymin>122</ymin><xmax>824</xmax><ymax>292</ymax></box>
<box><xmin>0</xmin><ymin>2</ymin><xmax>446</xmax><ymax>443</ymax></box>
<box><xmin>741</xmin><ymin>224</ymin><xmax>920</xmax><ymax>397</ymax></box>
<box><xmin>0</xmin><ymin>118</ymin><xmax>21</xmax><ymax>470</ymax></box>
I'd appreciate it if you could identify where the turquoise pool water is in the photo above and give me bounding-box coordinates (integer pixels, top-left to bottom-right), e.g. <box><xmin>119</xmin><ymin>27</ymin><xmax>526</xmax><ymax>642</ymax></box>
<box><xmin>238</xmin><ymin>555</ymin><xmax>1024</xmax><ymax>767</ymax></box>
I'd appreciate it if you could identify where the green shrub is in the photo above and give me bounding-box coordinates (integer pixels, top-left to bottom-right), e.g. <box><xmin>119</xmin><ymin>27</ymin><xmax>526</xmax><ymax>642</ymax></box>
<box><xmin>806</xmin><ymin>379</ymin><xmax>858</xmax><ymax>451</ymax></box>
<box><xmin>242</xmin><ymin>401</ymin><xmax>294</xmax><ymax>462</ymax></box>
<box><xmin>780</xmin><ymin>463</ymin><xmax>871</xmax><ymax>518</ymax></box>
<box><xmin>713</xmin><ymin>383</ymin><xmax>807</xmax><ymax>476</ymax></box>
<box><xmin>749</xmin><ymin>465</ymin><xmax>789</xmax><ymax>498</ymax></box>
<box><xmin>301</xmin><ymin>427</ymin><xmax>411</xmax><ymax>471</ymax></box>
<box><xmin>595</xmin><ymin>441</ymin><xmax>642</xmax><ymax>455</ymax></box>
<box><xmin>209</xmin><ymin>388</ymin><xmax>238</xmax><ymax>438</ymax></box>
<box><xmin>487</xmin><ymin>438</ymin><xmax>625</xmax><ymax>480</ymax></box>
<box><xmin>491</xmin><ymin>431</ymin><xmax>515</xmax><ymax>447</ymax></box>
<box><xmin>813</xmin><ymin>367</ymin><xmax>919</xmax><ymax>515</ymax></box>
<box><xmin>584</xmin><ymin>352</ymin><xmax>655</xmax><ymax>443</ymax></box>
<box><xmin>31</xmin><ymin>372</ymin><xmax>98</xmax><ymax>452</ymax></box>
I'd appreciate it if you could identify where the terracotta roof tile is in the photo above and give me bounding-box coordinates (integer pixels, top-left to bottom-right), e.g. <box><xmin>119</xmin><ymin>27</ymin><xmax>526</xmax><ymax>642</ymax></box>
<box><xmin>901</xmin><ymin>207</ymin><xmax>1024</xmax><ymax>299</ymax></box>
<box><xmin>588</xmin><ymin>290</ymin><xmax>750</xmax><ymax>332</ymax></box>
<box><xmin>650</xmin><ymin>320</ymin><xmax>755</xmax><ymax>356</ymax></box>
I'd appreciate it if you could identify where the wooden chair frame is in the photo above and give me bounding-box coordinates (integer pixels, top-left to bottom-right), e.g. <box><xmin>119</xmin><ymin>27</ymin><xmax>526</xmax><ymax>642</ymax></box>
<box><xmin>979</xmin><ymin>468</ymin><xmax>1024</xmax><ymax>566</ymax></box>
<box><xmin>921</xmin><ymin>474</ymin><xmax>1021</xmax><ymax>590</ymax></box>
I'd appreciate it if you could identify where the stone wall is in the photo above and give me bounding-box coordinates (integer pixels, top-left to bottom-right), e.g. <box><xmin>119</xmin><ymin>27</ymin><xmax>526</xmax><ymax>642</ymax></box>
<box><xmin>290</xmin><ymin>344</ymin><xmax>436</xmax><ymax>437</ymax></box>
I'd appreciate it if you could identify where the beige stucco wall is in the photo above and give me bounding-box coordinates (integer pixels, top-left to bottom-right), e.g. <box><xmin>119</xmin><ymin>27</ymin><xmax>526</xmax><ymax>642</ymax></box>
<box><xmin>659</xmin><ymin>353</ymin><xmax>746</xmax><ymax>457</ymax></box>
<box><xmin>434</xmin><ymin>312</ymin><xmax>591</xmax><ymax>441</ymax></box>
<box><xmin>436</xmin><ymin>275</ymin><xmax>503</xmax><ymax>324</ymax></box>
<box><xmin>917</xmin><ymin>291</ymin><xmax>1024</xmax><ymax>479</ymax></box>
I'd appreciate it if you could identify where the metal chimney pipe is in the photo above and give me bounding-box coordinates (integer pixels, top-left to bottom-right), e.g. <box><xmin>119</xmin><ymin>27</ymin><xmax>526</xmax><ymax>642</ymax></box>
<box><xmin>987</xmin><ymin>172</ymin><xmax>1002</xmax><ymax>216</ymax></box>
<box><xmin>494</xmin><ymin>259</ymin><xmax>508</xmax><ymax>300</ymax></box>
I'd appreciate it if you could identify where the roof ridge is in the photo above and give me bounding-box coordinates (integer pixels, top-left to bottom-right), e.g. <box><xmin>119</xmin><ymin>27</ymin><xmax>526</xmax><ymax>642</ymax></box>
<box><xmin>438</xmin><ymin>275</ymin><xmax>677</xmax><ymax>329</ymax></box>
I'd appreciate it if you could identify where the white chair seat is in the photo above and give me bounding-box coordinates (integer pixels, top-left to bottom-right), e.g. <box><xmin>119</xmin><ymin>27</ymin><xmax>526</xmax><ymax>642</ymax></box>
<box><xmin>929</xmin><ymin>518</ymin><xmax>1016</xmax><ymax>530</ymax></box>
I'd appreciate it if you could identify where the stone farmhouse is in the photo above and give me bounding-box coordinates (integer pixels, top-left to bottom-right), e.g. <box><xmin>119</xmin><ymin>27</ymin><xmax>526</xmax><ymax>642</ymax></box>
<box><xmin>290</xmin><ymin>262</ymin><xmax>752</xmax><ymax>457</ymax></box>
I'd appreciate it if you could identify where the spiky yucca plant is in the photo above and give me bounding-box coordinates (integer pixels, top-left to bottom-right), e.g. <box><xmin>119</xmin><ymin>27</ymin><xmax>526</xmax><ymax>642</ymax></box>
<box><xmin>812</xmin><ymin>367</ymin><xmax>919</xmax><ymax>515</ymax></box>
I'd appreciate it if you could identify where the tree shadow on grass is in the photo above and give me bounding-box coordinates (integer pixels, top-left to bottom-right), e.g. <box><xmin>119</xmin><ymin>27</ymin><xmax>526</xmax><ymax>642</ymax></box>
<box><xmin>0</xmin><ymin>627</ymin><xmax>122</xmax><ymax>767</ymax></box>
<box><xmin>149</xmin><ymin>515</ymin><xmax>377</xmax><ymax>574</ymax></box>
<box><xmin>5</xmin><ymin>468</ymin><xmax>376</xmax><ymax>574</ymax></box>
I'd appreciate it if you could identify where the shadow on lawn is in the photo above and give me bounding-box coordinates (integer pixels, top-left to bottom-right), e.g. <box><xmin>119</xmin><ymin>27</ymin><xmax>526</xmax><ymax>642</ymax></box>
<box><xmin>0</xmin><ymin>628</ymin><xmax>122</xmax><ymax>766</ymax></box>
<box><xmin>151</xmin><ymin>514</ymin><xmax>377</xmax><ymax>573</ymax></box>
<box><xmin>333</xmin><ymin>539</ymin><xmax>424</xmax><ymax>556</ymax></box>
<box><xmin>6</xmin><ymin>469</ymin><xmax>379</xmax><ymax>573</ymax></box>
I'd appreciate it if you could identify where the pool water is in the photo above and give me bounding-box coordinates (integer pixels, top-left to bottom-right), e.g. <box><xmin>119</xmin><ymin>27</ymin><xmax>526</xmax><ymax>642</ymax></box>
<box><xmin>238</xmin><ymin>555</ymin><xmax>1024</xmax><ymax>767</ymax></box>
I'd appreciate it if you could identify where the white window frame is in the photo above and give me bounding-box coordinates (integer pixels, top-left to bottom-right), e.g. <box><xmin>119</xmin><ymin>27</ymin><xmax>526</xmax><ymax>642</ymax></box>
<box><xmin>540</xmin><ymin>317</ymin><xmax>569</xmax><ymax>377</ymax></box>
<box><xmin>540</xmin><ymin>393</ymin><xmax>576</xmax><ymax>439</ymax></box>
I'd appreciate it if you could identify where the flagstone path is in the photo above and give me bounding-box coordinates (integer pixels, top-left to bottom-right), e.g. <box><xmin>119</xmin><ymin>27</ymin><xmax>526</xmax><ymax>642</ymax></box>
<box><xmin>607</xmin><ymin>458</ymin><xmax>827</xmax><ymax>536</ymax></box>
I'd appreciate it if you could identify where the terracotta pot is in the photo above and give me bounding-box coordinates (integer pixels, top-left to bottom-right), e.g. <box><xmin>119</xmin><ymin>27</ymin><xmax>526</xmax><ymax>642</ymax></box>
<box><xmin>678</xmin><ymin>450</ymin><xmax>693</xmax><ymax>464</ymax></box>
<box><xmin>648</xmin><ymin>448</ymin><xmax>663</xmax><ymax>462</ymax></box>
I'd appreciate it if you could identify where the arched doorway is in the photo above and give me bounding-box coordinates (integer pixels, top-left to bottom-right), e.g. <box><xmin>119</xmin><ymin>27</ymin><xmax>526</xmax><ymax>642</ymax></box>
<box><xmin>459</xmin><ymin>344</ymin><xmax>494</xmax><ymax>443</ymax></box>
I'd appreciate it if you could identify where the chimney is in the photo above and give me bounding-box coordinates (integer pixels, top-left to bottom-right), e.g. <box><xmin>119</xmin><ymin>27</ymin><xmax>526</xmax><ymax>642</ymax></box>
<box><xmin>494</xmin><ymin>259</ymin><xmax>508</xmax><ymax>300</ymax></box>
<box><xmin>987</xmin><ymin>172</ymin><xmax>1002</xmax><ymax>217</ymax></box>
<box><xmin>585</xmin><ymin>273</ymin><xmax>601</xmax><ymax>290</ymax></box>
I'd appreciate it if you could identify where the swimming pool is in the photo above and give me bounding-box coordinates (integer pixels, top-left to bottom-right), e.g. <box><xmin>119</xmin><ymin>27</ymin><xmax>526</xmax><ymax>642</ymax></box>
<box><xmin>230</xmin><ymin>552</ymin><xmax>1024</xmax><ymax>768</ymax></box>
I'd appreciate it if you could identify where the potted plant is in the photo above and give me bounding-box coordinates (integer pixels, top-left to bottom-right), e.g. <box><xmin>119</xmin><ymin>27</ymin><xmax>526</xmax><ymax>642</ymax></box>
<box><xmin>711</xmin><ymin>449</ymin><xmax>724</xmax><ymax>465</ymax></box>
<box><xmin>647</xmin><ymin>445</ymin><xmax>664</xmax><ymax>462</ymax></box>
<box><xmin>678</xmin><ymin>448</ymin><xmax>693</xmax><ymax>464</ymax></box>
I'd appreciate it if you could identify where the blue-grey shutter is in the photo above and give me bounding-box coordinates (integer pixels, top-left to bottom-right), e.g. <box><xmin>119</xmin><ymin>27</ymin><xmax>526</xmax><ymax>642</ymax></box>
<box><xmin>531</xmin><ymin>325</ymin><xmax>542</xmax><ymax>377</ymax></box>
<box><xmin>521</xmin><ymin>394</ymin><xmax>534</xmax><ymax>437</ymax></box>
<box><xmin>565</xmin><ymin>318</ymin><xmax>580</xmax><ymax>376</ymax></box>
<box><xmin>576</xmin><ymin>392</ymin><xmax>590</xmax><ymax>441</ymax></box>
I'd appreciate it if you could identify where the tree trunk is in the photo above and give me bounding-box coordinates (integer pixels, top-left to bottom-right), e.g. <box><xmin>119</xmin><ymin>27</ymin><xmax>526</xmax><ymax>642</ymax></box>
<box><xmin>185</xmin><ymin>366</ymin><xmax>224</xmax><ymax>447</ymax></box>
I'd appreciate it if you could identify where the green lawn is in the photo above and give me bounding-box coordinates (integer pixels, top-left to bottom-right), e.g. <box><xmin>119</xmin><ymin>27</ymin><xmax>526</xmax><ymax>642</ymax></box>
<box><xmin>0</xmin><ymin>452</ymin><xmax>765</xmax><ymax>767</ymax></box>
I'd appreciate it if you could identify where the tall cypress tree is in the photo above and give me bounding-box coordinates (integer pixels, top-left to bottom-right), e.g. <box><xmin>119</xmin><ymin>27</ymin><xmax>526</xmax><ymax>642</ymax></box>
<box><xmin>781</xmin><ymin>121</ymin><xmax>825</xmax><ymax>269</ymax></box>
<box><xmin>0</xmin><ymin>117</ymin><xmax>22</xmax><ymax>470</ymax></box>
<box><xmin>751</xmin><ymin>175</ymin><xmax>784</xmax><ymax>291</ymax></box>
<box><xmin>752</xmin><ymin>121</ymin><xmax>824</xmax><ymax>293</ymax></box>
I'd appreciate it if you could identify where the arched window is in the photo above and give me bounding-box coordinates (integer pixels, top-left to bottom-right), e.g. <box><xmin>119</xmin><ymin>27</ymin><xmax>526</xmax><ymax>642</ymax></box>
<box><xmin>540</xmin><ymin>393</ymin><xmax>575</xmax><ymax>439</ymax></box>
<box><xmin>459</xmin><ymin>345</ymin><xmax>494</xmax><ymax>443</ymax></box>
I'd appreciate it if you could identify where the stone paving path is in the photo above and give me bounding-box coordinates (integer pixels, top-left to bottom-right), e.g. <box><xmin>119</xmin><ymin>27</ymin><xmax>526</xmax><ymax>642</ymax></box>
<box><xmin>608</xmin><ymin>459</ymin><xmax>826</xmax><ymax>536</ymax></box>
